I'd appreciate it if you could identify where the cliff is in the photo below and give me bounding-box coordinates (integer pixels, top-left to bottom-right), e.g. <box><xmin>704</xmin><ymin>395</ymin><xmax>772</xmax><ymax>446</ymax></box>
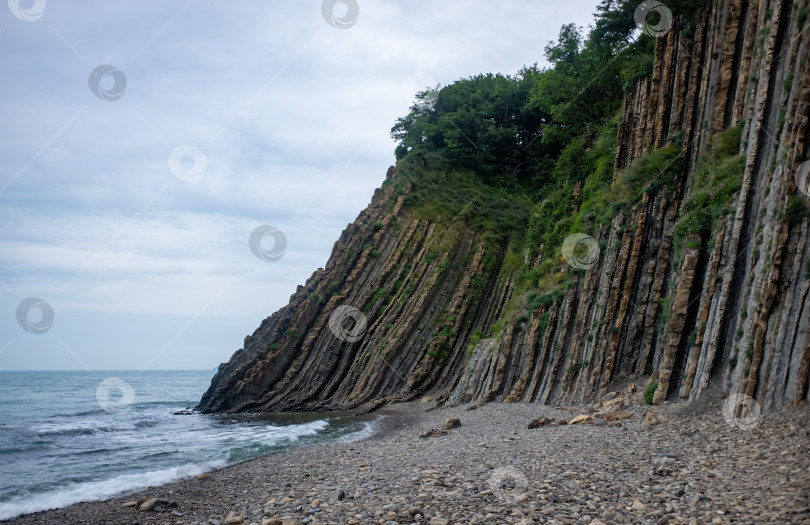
<box><xmin>198</xmin><ymin>0</ymin><xmax>810</xmax><ymax>414</ymax></box>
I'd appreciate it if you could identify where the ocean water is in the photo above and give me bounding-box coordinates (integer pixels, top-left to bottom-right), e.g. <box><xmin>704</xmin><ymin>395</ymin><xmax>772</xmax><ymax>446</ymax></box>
<box><xmin>0</xmin><ymin>370</ymin><xmax>375</xmax><ymax>520</ymax></box>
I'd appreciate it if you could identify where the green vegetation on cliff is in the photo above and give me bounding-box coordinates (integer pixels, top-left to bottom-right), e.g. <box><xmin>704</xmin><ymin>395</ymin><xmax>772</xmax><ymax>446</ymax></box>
<box><xmin>385</xmin><ymin>0</ymin><xmax>708</xmax><ymax>335</ymax></box>
<box><xmin>201</xmin><ymin>0</ymin><xmax>810</xmax><ymax>415</ymax></box>
<box><xmin>673</xmin><ymin>124</ymin><xmax>745</xmax><ymax>254</ymax></box>
<box><xmin>390</xmin><ymin>21</ymin><xmax>643</xmax><ymax>191</ymax></box>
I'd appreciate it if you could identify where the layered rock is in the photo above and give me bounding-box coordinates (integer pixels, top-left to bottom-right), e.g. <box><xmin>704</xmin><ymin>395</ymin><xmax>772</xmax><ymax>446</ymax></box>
<box><xmin>199</xmin><ymin>0</ymin><xmax>810</xmax><ymax>414</ymax></box>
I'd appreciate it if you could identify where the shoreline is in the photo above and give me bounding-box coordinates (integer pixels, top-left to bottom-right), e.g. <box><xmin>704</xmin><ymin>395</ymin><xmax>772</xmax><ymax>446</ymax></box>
<box><xmin>5</xmin><ymin>399</ymin><xmax>809</xmax><ymax>524</ymax></box>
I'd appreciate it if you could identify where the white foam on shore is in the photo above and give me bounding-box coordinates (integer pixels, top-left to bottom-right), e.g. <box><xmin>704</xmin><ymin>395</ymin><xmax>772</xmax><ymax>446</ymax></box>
<box><xmin>0</xmin><ymin>420</ymin><xmax>332</xmax><ymax>520</ymax></box>
<box><xmin>0</xmin><ymin>417</ymin><xmax>373</xmax><ymax>520</ymax></box>
<box><xmin>336</xmin><ymin>418</ymin><xmax>380</xmax><ymax>443</ymax></box>
<box><xmin>0</xmin><ymin>459</ymin><xmax>226</xmax><ymax>520</ymax></box>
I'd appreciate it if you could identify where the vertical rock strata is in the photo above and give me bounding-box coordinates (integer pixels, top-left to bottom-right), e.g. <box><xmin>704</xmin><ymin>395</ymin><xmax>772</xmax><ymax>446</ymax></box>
<box><xmin>198</xmin><ymin>0</ymin><xmax>810</xmax><ymax>414</ymax></box>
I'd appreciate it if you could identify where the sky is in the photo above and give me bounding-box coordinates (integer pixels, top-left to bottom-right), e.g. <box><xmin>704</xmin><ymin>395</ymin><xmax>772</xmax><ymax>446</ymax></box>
<box><xmin>0</xmin><ymin>0</ymin><xmax>602</xmax><ymax>371</ymax></box>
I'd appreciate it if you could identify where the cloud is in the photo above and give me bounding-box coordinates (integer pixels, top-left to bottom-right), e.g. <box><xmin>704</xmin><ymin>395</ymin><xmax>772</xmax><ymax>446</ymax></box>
<box><xmin>0</xmin><ymin>0</ymin><xmax>602</xmax><ymax>370</ymax></box>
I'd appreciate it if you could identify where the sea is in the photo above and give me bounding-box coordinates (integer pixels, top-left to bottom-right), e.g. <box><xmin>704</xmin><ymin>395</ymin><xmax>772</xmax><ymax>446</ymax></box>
<box><xmin>0</xmin><ymin>370</ymin><xmax>376</xmax><ymax>520</ymax></box>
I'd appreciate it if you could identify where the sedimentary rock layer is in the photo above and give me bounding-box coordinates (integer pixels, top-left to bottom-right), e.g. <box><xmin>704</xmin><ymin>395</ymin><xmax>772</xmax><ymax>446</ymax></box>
<box><xmin>199</xmin><ymin>0</ymin><xmax>810</xmax><ymax>414</ymax></box>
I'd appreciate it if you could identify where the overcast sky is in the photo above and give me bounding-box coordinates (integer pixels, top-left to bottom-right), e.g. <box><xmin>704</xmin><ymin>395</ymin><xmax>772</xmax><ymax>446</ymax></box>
<box><xmin>0</xmin><ymin>0</ymin><xmax>601</xmax><ymax>371</ymax></box>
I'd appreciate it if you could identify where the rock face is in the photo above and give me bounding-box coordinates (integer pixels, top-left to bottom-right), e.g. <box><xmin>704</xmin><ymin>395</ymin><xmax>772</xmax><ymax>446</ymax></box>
<box><xmin>199</xmin><ymin>1</ymin><xmax>810</xmax><ymax>415</ymax></box>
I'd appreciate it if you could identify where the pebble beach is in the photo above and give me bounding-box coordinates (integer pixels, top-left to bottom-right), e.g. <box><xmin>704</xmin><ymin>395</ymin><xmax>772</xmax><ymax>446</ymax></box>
<box><xmin>5</xmin><ymin>393</ymin><xmax>809</xmax><ymax>525</ymax></box>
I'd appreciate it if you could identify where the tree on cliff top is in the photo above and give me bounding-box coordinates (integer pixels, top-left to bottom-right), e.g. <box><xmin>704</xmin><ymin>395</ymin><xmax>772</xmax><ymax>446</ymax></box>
<box><xmin>390</xmin><ymin>1</ymin><xmax>649</xmax><ymax>194</ymax></box>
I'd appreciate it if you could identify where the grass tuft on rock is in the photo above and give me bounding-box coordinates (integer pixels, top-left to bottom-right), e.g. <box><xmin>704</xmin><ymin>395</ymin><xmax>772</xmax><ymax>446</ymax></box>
<box><xmin>644</xmin><ymin>382</ymin><xmax>659</xmax><ymax>405</ymax></box>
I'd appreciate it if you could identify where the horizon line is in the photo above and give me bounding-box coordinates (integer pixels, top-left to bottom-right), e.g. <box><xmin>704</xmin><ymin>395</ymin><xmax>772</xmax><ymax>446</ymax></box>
<box><xmin>0</xmin><ymin>368</ymin><xmax>217</xmax><ymax>372</ymax></box>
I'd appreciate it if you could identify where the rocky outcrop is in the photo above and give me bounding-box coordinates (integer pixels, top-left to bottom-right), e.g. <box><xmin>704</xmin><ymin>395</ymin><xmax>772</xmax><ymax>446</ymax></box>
<box><xmin>198</xmin><ymin>167</ymin><xmax>510</xmax><ymax>413</ymax></box>
<box><xmin>199</xmin><ymin>0</ymin><xmax>810</xmax><ymax>414</ymax></box>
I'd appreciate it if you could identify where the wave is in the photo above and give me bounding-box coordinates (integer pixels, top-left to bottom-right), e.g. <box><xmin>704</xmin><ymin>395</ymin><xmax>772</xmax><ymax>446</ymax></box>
<box><xmin>43</xmin><ymin>401</ymin><xmax>191</xmax><ymax>420</ymax></box>
<box><xmin>34</xmin><ymin>426</ymin><xmax>98</xmax><ymax>437</ymax></box>
<box><xmin>0</xmin><ymin>416</ymin><xmax>375</xmax><ymax>520</ymax></box>
<box><xmin>0</xmin><ymin>459</ymin><xmax>225</xmax><ymax>520</ymax></box>
<box><xmin>44</xmin><ymin>409</ymin><xmax>105</xmax><ymax>419</ymax></box>
<box><xmin>0</xmin><ymin>445</ymin><xmax>44</xmax><ymax>456</ymax></box>
<box><xmin>134</xmin><ymin>419</ymin><xmax>161</xmax><ymax>429</ymax></box>
<box><xmin>32</xmin><ymin>417</ymin><xmax>162</xmax><ymax>436</ymax></box>
<box><xmin>224</xmin><ymin>419</ymin><xmax>330</xmax><ymax>462</ymax></box>
<box><xmin>226</xmin><ymin>442</ymin><xmax>280</xmax><ymax>462</ymax></box>
<box><xmin>65</xmin><ymin>447</ymin><xmax>123</xmax><ymax>457</ymax></box>
<box><xmin>336</xmin><ymin>419</ymin><xmax>379</xmax><ymax>443</ymax></box>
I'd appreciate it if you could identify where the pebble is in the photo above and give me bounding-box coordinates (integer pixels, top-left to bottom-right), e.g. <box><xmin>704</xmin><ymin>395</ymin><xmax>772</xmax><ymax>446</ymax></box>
<box><xmin>631</xmin><ymin>499</ymin><xmax>646</xmax><ymax>510</ymax></box>
<box><xmin>6</xmin><ymin>401</ymin><xmax>809</xmax><ymax>525</ymax></box>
